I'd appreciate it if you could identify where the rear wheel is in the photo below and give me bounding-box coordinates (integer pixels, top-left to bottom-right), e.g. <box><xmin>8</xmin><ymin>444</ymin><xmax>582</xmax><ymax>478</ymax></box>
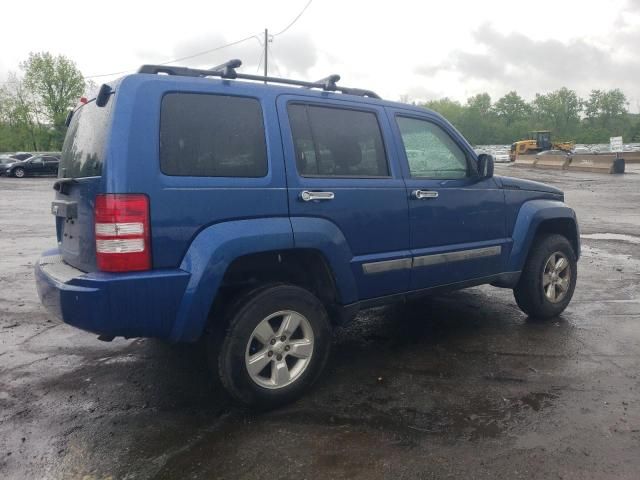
<box><xmin>514</xmin><ymin>234</ymin><xmax>577</xmax><ymax>319</ymax></box>
<box><xmin>13</xmin><ymin>167</ymin><xmax>25</xmax><ymax>178</ymax></box>
<box><xmin>213</xmin><ymin>284</ymin><xmax>332</xmax><ymax>408</ymax></box>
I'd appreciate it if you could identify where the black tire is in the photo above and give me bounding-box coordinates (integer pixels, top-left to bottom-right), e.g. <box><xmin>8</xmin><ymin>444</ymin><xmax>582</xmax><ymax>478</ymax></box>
<box><xmin>13</xmin><ymin>167</ymin><xmax>25</xmax><ymax>178</ymax></box>
<box><xmin>514</xmin><ymin>234</ymin><xmax>577</xmax><ymax>319</ymax></box>
<box><xmin>212</xmin><ymin>284</ymin><xmax>332</xmax><ymax>408</ymax></box>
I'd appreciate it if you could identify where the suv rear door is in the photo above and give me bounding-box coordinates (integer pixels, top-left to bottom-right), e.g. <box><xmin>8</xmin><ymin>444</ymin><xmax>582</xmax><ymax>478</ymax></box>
<box><xmin>55</xmin><ymin>98</ymin><xmax>113</xmax><ymax>272</ymax></box>
<box><xmin>278</xmin><ymin>95</ymin><xmax>410</xmax><ymax>301</ymax></box>
<box><xmin>388</xmin><ymin>108</ymin><xmax>507</xmax><ymax>290</ymax></box>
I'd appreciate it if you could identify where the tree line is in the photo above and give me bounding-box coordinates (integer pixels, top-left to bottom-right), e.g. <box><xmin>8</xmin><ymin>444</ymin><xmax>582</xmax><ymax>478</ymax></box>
<box><xmin>419</xmin><ymin>88</ymin><xmax>640</xmax><ymax>146</ymax></box>
<box><xmin>0</xmin><ymin>52</ymin><xmax>85</xmax><ymax>152</ymax></box>
<box><xmin>1</xmin><ymin>51</ymin><xmax>639</xmax><ymax>152</ymax></box>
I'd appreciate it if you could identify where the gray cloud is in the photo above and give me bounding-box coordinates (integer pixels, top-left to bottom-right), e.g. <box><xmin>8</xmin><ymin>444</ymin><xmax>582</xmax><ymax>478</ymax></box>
<box><xmin>447</xmin><ymin>51</ymin><xmax>506</xmax><ymax>81</ymax></box>
<box><xmin>627</xmin><ymin>0</ymin><xmax>640</xmax><ymax>11</ymax></box>
<box><xmin>268</xmin><ymin>33</ymin><xmax>318</xmax><ymax>76</ymax></box>
<box><xmin>133</xmin><ymin>32</ymin><xmax>263</xmax><ymax>73</ymax></box>
<box><xmin>133</xmin><ymin>31</ymin><xmax>319</xmax><ymax>77</ymax></box>
<box><xmin>171</xmin><ymin>32</ymin><xmax>229</xmax><ymax>60</ymax></box>
<box><xmin>403</xmin><ymin>85</ymin><xmax>447</xmax><ymax>102</ymax></box>
<box><xmin>416</xmin><ymin>23</ymin><xmax>640</xmax><ymax>99</ymax></box>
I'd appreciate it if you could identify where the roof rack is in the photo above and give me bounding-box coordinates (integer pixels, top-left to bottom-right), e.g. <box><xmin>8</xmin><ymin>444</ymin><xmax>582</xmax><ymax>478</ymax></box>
<box><xmin>137</xmin><ymin>60</ymin><xmax>381</xmax><ymax>99</ymax></box>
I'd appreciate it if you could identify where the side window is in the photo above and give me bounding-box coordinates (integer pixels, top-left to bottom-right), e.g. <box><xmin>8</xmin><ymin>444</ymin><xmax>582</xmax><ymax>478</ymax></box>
<box><xmin>160</xmin><ymin>93</ymin><xmax>267</xmax><ymax>177</ymax></box>
<box><xmin>288</xmin><ymin>103</ymin><xmax>389</xmax><ymax>177</ymax></box>
<box><xmin>396</xmin><ymin>116</ymin><xmax>469</xmax><ymax>179</ymax></box>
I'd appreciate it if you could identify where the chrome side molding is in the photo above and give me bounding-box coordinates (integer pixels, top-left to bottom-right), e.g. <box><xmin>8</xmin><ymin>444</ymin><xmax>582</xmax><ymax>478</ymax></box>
<box><xmin>362</xmin><ymin>258</ymin><xmax>412</xmax><ymax>274</ymax></box>
<box><xmin>413</xmin><ymin>246</ymin><xmax>502</xmax><ymax>268</ymax></box>
<box><xmin>362</xmin><ymin>245</ymin><xmax>502</xmax><ymax>274</ymax></box>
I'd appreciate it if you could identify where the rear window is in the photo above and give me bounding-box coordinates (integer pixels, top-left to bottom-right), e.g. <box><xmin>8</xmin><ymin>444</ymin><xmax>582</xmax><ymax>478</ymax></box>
<box><xmin>60</xmin><ymin>100</ymin><xmax>113</xmax><ymax>178</ymax></box>
<box><xmin>160</xmin><ymin>93</ymin><xmax>268</xmax><ymax>177</ymax></box>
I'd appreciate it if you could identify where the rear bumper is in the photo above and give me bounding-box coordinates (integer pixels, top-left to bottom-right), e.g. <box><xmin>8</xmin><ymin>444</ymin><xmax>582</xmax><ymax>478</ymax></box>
<box><xmin>35</xmin><ymin>249</ymin><xmax>190</xmax><ymax>339</ymax></box>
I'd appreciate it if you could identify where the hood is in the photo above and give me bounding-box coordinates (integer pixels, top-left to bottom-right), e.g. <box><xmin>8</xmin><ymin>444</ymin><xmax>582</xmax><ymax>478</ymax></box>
<box><xmin>496</xmin><ymin>176</ymin><xmax>563</xmax><ymax>196</ymax></box>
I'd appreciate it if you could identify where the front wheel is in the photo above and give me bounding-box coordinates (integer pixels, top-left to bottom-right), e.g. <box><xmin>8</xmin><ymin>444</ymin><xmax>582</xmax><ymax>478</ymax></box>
<box><xmin>513</xmin><ymin>234</ymin><xmax>577</xmax><ymax>319</ymax></box>
<box><xmin>213</xmin><ymin>284</ymin><xmax>332</xmax><ymax>408</ymax></box>
<box><xmin>13</xmin><ymin>167</ymin><xmax>25</xmax><ymax>178</ymax></box>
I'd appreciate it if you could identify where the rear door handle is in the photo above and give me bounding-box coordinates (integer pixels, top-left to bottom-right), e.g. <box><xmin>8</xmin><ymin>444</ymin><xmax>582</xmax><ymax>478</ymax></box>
<box><xmin>300</xmin><ymin>190</ymin><xmax>335</xmax><ymax>202</ymax></box>
<box><xmin>411</xmin><ymin>190</ymin><xmax>439</xmax><ymax>200</ymax></box>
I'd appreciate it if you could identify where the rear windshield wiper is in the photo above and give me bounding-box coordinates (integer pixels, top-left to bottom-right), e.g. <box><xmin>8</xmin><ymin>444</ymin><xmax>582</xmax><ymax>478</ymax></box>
<box><xmin>53</xmin><ymin>177</ymin><xmax>78</xmax><ymax>194</ymax></box>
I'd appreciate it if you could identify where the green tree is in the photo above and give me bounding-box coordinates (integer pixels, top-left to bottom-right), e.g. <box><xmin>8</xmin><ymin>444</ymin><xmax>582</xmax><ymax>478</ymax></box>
<box><xmin>21</xmin><ymin>52</ymin><xmax>85</xmax><ymax>145</ymax></box>
<box><xmin>532</xmin><ymin>87</ymin><xmax>581</xmax><ymax>139</ymax></box>
<box><xmin>0</xmin><ymin>75</ymin><xmax>45</xmax><ymax>151</ymax></box>
<box><xmin>584</xmin><ymin>89</ymin><xmax>628</xmax><ymax>130</ymax></box>
<box><xmin>493</xmin><ymin>91</ymin><xmax>531</xmax><ymax>127</ymax></box>
<box><xmin>459</xmin><ymin>93</ymin><xmax>497</xmax><ymax>144</ymax></box>
<box><xmin>466</xmin><ymin>93</ymin><xmax>492</xmax><ymax>116</ymax></box>
<box><xmin>628</xmin><ymin>114</ymin><xmax>640</xmax><ymax>142</ymax></box>
<box><xmin>422</xmin><ymin>97</ymin><xmax>465</xmax><ymax>126</ymax></box>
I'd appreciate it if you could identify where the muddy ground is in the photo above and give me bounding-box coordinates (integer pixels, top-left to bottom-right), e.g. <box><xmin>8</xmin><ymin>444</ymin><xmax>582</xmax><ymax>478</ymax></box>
<box><xmin>1</xmin><ymin>165</ymin><xmax>639</xmax><ymax>479</ymax></box>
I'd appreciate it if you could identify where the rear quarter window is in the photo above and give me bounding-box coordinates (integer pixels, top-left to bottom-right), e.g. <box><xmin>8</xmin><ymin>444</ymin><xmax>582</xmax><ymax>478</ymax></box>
<box><xmin>160</xmin><ymin>93</ymin><xmax>268</xmax><ymax>177</ymax></box>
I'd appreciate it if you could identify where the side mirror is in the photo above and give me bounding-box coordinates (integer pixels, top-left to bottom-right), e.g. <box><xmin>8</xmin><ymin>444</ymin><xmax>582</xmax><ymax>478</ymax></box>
<box><xmin>477</xmin><ymin>153</ymin><xmax>494</xmax><ymax>178</ymax></box>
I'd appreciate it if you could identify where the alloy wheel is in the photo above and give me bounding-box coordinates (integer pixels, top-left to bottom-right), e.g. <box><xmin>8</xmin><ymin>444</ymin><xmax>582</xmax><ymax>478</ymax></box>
<box><xmin>244</xmin><ymin>310</ymin><xmax>314</xmax><ymax>389</ymax></box>
<box><xmin>542</xmin><ymin>251</ymin><xmax>571</xmax><ymax>303</ymax></box>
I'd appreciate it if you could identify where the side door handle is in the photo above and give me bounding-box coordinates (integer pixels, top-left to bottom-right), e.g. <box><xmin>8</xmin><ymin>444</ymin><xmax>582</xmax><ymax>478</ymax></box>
<box><xmin>411</xmin><ymin>190</ymin><xmax>439</xmax><ymax>200</ymax></box>
<box><xmin>300</xmin><ymin>190</ymin><xmax>335</xmax><ymax>202</ymax></box>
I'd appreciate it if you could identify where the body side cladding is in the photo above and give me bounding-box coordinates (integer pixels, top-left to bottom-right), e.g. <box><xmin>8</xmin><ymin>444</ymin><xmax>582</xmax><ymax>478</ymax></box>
<box><xmin>508</xmin><ymin>199</ymin><xmax>579</xmax><ymax>273</ymax></box>
<box><xmin>342</xmin><ymin>272</ymin><xmax>515</xmax><ymax>313</ymax></box>
<box><xmin>289</xmin><ymin>216</ymin><xmax>359</xmax><ymax>304</ymax></box>
<box><xmin>170</xmin><ymin>218</ymin><xmax>294</xmax><ymax>342</ymax></box>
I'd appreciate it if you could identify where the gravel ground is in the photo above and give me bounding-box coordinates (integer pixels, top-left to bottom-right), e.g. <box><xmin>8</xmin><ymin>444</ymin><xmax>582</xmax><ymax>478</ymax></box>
<box><xmin>0</xmin><ymin>165</ymin><xmax>639</xmax><ymax>479</ymax></box>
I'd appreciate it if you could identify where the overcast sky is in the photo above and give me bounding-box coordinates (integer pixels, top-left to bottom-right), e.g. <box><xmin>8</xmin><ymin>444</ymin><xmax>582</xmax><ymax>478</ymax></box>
<box><xmin>2</xmin><ymin>0</ymin><xmax>640</xmax><ymax>110</ymax></box>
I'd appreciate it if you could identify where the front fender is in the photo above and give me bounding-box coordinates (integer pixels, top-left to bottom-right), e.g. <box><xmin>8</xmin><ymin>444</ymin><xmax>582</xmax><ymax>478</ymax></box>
<box><xmin>508</xmin><ymin>199</ymin><xmax>579</xmax><ymax>272</ymax></box>
<box><xmin>170</xmin><ymin>218</ymin><xmax>294</xmax><ymax>342</ymax></box>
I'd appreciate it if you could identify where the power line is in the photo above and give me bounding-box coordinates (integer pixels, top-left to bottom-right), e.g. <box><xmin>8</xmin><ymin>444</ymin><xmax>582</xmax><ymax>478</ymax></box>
<box><xmin>267</xmin><ymin>43</ymin><xmax>282</xmax><ymax>76</ymax></box>
<box><xmin>159</xmin><ymin>34</ymin><xmax>260</xmax><ymax>65</ymax></box>
<box><xmin>261</xmin><ymin>0</ymin><xmax>312</xmax><ymax>78</ymax></box>
<box><xmin>256</xmin><ymin>49</ymin><xmax>265</xmax><ymax>74</ymax></box>
<box><xmin>85</xmin><ymin>33</ymin><xmax>260</xmax><ymax>79</ymax></box>
<box><xmin>273</xmin><ymin>0</ymin><xmax>313</xmax><ymax>36</ymax></box>
<box><xmin>46</xmin><ymin>1</ymin><xmax>313</xmax><ymax>81</ymax></box>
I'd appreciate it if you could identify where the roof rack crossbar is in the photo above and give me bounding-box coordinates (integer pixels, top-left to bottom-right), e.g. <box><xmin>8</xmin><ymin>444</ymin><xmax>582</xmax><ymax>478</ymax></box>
<box><xmin>207</xmin><ymin>59</ymin><xmax>242</xmax><ymax>79</ymax></box>
<box><xmin>136</xmin><ymin>63</ymin><xmax>381</xmax><ymax>99</ymax></box>
<box><xmin>314</xmin><ymin>74</ymin><xmax>340</xmax><ymax>91</ymax></box>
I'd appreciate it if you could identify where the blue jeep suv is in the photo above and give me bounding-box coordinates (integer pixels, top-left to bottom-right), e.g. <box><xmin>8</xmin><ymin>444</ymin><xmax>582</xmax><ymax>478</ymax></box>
<box><xmin>35</xmin><ymin>61</ymin><xmax>579</xmax><ymax>407</ymax></box>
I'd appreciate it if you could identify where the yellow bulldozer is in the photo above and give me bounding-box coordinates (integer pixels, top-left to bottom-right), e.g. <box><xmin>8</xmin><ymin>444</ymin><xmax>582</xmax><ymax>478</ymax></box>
<box><xmin>509</xmin><ymin>131</ymin><xmax>574</xmax><ymax>162</ymax></box>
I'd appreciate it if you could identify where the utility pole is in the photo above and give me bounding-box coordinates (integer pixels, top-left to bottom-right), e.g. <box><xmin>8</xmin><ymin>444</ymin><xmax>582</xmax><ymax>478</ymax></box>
<box><xmin>264</xmin><ymin>28</ymin><xmax>268</xmax><ymax>83</ymax></box>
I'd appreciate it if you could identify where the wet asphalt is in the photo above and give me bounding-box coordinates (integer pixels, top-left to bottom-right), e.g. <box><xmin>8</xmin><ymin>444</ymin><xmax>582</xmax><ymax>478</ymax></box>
<box><xmin>0</xmin><ymin>164</ymin><xmax>639</xmax><ymax>479</ymax></box>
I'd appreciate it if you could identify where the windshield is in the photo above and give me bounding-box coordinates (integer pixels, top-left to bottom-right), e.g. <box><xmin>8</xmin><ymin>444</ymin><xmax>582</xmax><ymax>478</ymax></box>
<box><xmin>59</xmin><ymin>98</ymin><xmax>113</xmax><ymax>178</ymax></box>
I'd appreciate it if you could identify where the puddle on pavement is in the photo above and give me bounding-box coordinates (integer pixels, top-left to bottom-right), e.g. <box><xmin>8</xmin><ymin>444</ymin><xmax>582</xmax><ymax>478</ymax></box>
<box><xmin>518</xmin><ymin>391</ymin><xmax>558</xmax><ymax>412</ymax></box>
<box><xmin>227</xmin><ymin>386</ymin><xmax>563</xmax><ymax>444</ymax></box>
<box><xmin>581</xmin><ymin>245</ymin><xmax>639</xmax><ymax>265</ymax></box>
<box><xmin>581</xmin><ymin>233</ymin><xmax>640</xmax><ymax>245</ymax></box>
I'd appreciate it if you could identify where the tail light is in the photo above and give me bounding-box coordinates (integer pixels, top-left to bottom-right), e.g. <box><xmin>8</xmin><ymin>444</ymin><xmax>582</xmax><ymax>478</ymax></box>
<box><xmin>94</xmin><ymin>194</ymin><xmax>151</xmax><ymax>272</ymax></box>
